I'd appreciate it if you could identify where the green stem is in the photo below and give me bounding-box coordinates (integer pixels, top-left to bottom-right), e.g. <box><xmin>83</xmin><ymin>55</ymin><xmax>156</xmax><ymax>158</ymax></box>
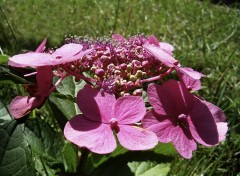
<box><xmin>77</xmin><ymin>148</ymin><xmax>90</xmax><ymax>175</ymax></box>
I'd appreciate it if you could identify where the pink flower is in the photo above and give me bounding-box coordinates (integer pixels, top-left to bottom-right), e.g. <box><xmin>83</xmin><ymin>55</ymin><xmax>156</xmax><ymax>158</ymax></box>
<box><xmin>143</xmin><ymin>37</ymin><xmax>204</xmax><ymax>89</ymax></box>
<box><xmin>8</xmin><ymin>43</ymin><xmax>91</xmax><ymax>67</ymax></box>
<box><xmin>142</xmin><ymin>80</ymin><xmax>228</xmax><ymax>159</ymax></box>
<box><xmin>64</xmin><ymin>86</ymin><xmax>158</xmax><ymax>154</ymax></box>
<box><xmin>9</xmin><ymin>66</ymin><xmax>53</xmax><ymax>118</ymax></box>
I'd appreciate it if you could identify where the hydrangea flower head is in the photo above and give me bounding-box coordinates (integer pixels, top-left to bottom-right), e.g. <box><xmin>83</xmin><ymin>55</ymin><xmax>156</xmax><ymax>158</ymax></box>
<box><xmin>64</xmin><ymin>86</ymin><xmax>158</xmax><ymax>154</ymax></box>
<box><xmin>142</xmin><ymin>80</ymin><xmax>228</xmax><ymax>159</ymax></box>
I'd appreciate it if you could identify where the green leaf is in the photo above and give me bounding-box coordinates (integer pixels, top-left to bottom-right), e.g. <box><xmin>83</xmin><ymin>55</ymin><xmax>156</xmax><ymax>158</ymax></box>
<box><xmin>92</xmin><ymin>150</ymin><xmax>172</xmax><ymax>176</ymax></box>
<box><xmin>0</xmin><ymin>64</ymin><xmax>33</xmax><ymax>84</ymax></box>
<box><xmin>62</xmin><ymin>142</ymin><xmax>78</xmax><ymax>173</ymax></box>
<box><xmin>127</xmin><ymin>161</ymin><xmax>170</xmax><ymax>176</ymax></box>
<box><xmin>25</xmin><ymin>119</ymin><xmax>64</xmax><ymax>175</ymax></box>
<box><xmin>49</xmin><ymin>76</ymin><xmax>86</xmax><ymax>121</ymax></box>
<box><xmin>0</xmin><ymin>55</ymin><xmax>8</xmax><ymax>64</ymax></box>
<box><xmin>0</xmin><ymin>120</ymin><xmax>35</xmax><ymax>176</ymax></box>
<box><xmin>0</xmin><ymin>100</ymin><xmax>12</xmax><ymax>125</ymax></box>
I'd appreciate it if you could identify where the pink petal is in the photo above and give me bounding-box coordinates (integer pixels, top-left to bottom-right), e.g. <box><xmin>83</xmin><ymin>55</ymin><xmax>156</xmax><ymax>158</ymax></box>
<box><xmin>216</xmin><ymin>122</ymin><xmax>228</xmax><ymax>142</ymax></box>
<box><xmin>176</xmin><ymin>67</ymin><xmax>203</xmax><ymax>80</ymax></box>
<box><xmin>8</xmin><ymin>53</ymin><xmax>53</xmax><ymax>67</ymax></box>
<box><xmin>35</xmin><ymin>38</ymin><xmax>47</xmax><ymax>53</ymax></box>
<box><xmin>198</xmin><ymin>99</ymin><xmax>226</xmax><ymax>122</ymax></box>
<box><xmin>147</xmin><ymin>80</ymin><xmax>194</xmax><ymax>116</ymax></box>
<box><xmin>117</xmin><ymin>125</ymin><xmax>158</xmax><ymax>150</ymax></box>
<box><xmin>36</xmin><ymin>66</ymin><xmax>53</xmax><ymax>97</ymax></box>
<box><xmin>188</xmin><ymin>99</ymin><xmax>221</xmax><ymax>146</ymax></box>
<box><xmin>147</xmin><ymin>83</ymin><xmax>176</xmax><ymax>116</ymax></box>
<box><xmin>112</xmin><ymin>34</ymin><xmax>126</xmax><ymax>41</ymax></box>
<box><xmin>159</xmin><ymin>42</ymin><xmax>174</xmax><ymax>54</ymax></box>
<box><xmin>148</xmin><ymin>35</ymin><xmax>160</xmax><ymax>47</ymax></box>
<box><xmin>179</xmin><ymin>72</ymin><xmax>202</xmax><ymax>91</ymax></box>
<box><xmin>77</xmin><ymin>86</ymin><xmax>116</xmax><ymax>123</ymax></box>
<box><xmin>170</xmin><ymin>125</ymin><xmax>197</xmax><ymax>159</ymax></box>
<box><xmin>64</xmin><ymin>115</ymin><xmax>116</xmax><ymax>154</ymax></box>
<box><xmin>113</xmin><ymin>96</ymin><xmax>146</xmax><ymax>124</ymax></box>
<box><xmin>9</xmin><ymin>96</ymin><xmax>44</xmax><ymax>119</ymax></box>
<box><xmin>163</xmin><ymin>80</ymin><xmax>194</xmax><ymax>115</ymax></box>
<box><xmin>142</xmin><ymin>110</ymin><xmax>173</xmax><ymax>143</ymax></box>
<box><xmin>52</xmin><ymin>43</ymin><xmax>83</xmax><ymax>58</ymax></box>
<box><xmin>143</xmin><ymin>43</ymin><xmax>178</xmax><ymax>67</ymax></box>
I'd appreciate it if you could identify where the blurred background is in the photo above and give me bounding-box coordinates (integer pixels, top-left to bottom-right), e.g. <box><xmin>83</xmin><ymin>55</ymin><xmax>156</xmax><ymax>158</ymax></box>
<box><xmin>0</xmin><ymin>0</ymin><xmax>239</xmax><ymax>175</ymax></box>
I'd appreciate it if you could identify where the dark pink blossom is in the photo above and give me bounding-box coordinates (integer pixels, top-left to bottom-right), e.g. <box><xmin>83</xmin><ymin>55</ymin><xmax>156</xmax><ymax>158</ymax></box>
<box><xmin>142</xmin><ymin>80</ymin><xmax>227</xmax><ymax>159</ymax></box>
<box><xmin>64</xmin><ymin>86</ymin><xmax>158</xmax><ymax>154</ymax></box>
<box><xmin>9</xmin><ymin>66</ymin><xmax>53</xmax><ymax>118</ymax></box>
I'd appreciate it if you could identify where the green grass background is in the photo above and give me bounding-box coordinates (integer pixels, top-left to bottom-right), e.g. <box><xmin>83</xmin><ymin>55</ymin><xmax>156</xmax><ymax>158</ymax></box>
<box><xmin>0</xmin><ymin>0</ymin><xmax>240</xmax><ymax>175</ymax></box>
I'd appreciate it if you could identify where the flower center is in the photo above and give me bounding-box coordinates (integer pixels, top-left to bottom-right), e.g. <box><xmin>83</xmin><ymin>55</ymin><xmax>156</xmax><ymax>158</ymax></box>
<box><xmin>110</xmin><ymin>118</ymin><xmax>119</xmax><ymax>133</ymax></box>
<box><xmin>178</xmin><ymin>114</ymin><xmax>187</xmax><ymax>121</ymax></box>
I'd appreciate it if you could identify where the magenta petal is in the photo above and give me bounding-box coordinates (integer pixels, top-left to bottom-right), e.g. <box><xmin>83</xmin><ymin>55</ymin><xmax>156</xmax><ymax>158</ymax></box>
<box><xmin>77</xmin><ymin>86</ymin><xmax>116</xmax><ymax>123</ymax></box>
<box><xmin>142</xmin><ymin>110</ymin><xmax>173</xmax><ymax>143</ymax></box>
<box><xmin>113</xmin><ymin>96</ymin><xmax>146</xmax><ymax>124</ymax></box>
<box><xmin>147</xmin><ymin>83</ymin><xmax>176</xmax><ymax>116</ymax></box>
<box><xmin>179</xmin><ymin>72</ymin><xmax>201</xmax><ymax>91</ymax></box>
<box><xmin>143</xmin><ymin>43</ymin><xmax>178</xmax><ymax>67</ymax></box>
<box><xmin>35</xmin><ymin>38</ymin><xmax>47</xmax><ymax>53</ymax></box>
<box><xmin>9</xmin><ymin>96</ymin><xmax>42</xmax><ymax>119</ymax></box>
<box><xmin>170</xmin><ymin>125</ymin><xmax>197</xmax><ymax>159</ymax></box>
<box><xmin>148</xmin><ymin>35</ymin><xmax>160</xmax><ymax>47</ymax></box>
<box><xmin>36</xmin><ymin>66</ymin><xmax>53</xmax><ymax>96</ymax></box>
<box><xmin>52</xmin><ymin>43</ymin><xmax>83</xmax><ymax>58</ymax></box>
<box><xmin>117</xmin><ymin>125</ymin><xmax>158</xmax><ymax>150</ymax></box>
<box><xmin>188</xmin><ymin>99</ymin><xmax>220</xmax><ymax>146</ymax></box>
<box><xmin>8</xmin><ymin>53</ymin><xmax>53</xmax><ymax>67</ymax></box>
<box><xmin>64</xmin><ymin>115</ymin><xmax>116</xmax><ymax>154</ymax></box>
<box><xmin>112</xmin><ymin>34</ymin><xmax>126</xmax><ymax>41</ymax></box>
<box><xmin>163</xmin><ymin>80</ymin><xmax>194</xmax><ymax>115</ymax></box>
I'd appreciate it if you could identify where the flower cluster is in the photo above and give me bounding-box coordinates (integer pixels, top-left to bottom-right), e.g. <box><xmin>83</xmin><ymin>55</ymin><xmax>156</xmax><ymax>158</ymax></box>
<box><xmin>7</xmin><ymin>34</ymin><xmax>227</xmax><ymax>159</ymax></box>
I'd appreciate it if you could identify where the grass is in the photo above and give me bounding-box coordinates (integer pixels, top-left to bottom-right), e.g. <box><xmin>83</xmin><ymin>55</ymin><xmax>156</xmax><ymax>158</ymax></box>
<box><xmin>0</xmin><ymin>0</ymin><xmax>240</xmax><ymax>175</ymax></box>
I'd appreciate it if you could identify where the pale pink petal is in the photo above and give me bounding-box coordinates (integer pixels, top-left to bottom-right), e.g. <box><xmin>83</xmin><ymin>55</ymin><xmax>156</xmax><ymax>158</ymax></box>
<box><xmin>147</xmin><ymin>83</ymin><xmax>176</xmax><ymax>116</ymax></box>
<box><xmin>8</xmin><ymin>53</ymin><xmax>53</xmax><ymax>67</ymax></box>
<box><xmin>52</xmin><ymin>43</ymin><xmax>83</xmax><ymax>58</ymax></box>
<box><xmin>176</xmin><ymin>67</ymin><xmax>203</xmax><ymax>80</ymax></box>
<box><xmin>77</xmin><ymin>86</ymin><xmax>116</xmax><ymax>123</ymax></box>
<box><xmin>159</xmin><ymin>42</ymin><xmax>174</xmax><ymax>54</ymax></box>
<box><xmin>148</xmin><ymin>35</ymin><xmax>160</xmax><ymax>47</ymax></box>
<box><xmin>113</xmin><ymin>96</ymin><xmax>146</xmax><ymax>124</ymax></box>
<box><xmin>112</xmin><ymin>34</ymin><xmax>126</xmax><ymax>41</ymax></box>
<box><xmin>142</xmin><ymin>110</ymin><xmax>173</xmax><ymax>143</ymax></box>
<box><xmin>36</xmin><ymin>66</ymin><xmax>53</xmax><ymax>97</ymax></box>
<box><xmin>188</xmin><ymin>99</ymin><xmax>220</xmax><ymax>146</ymax></box>
<box><xmin>64</xmin><ymin>115</ymin><xmax>116</xmax><ymax>154</ymax></box>
<box><xmin>117</xmin><ymin>125</ymin><xmax>158</xmax><ymax>150</ymax></box>
<box><xmin>170</xmin><ymin>125</ymin><xmax>197</xmax><ymax>159</ymax></box>
<box><xmin>52</xmin><ymin>48</ymin><xmax>92</xmax><ymax>65</ymax></box>
<box><xmin>9</xmin><ymin>96</ymin><xmax>44</xmax><ymax>119</ymax></box>
<box><xmin>143</xmin><ymin>43</ymin><xmax>178</xmax><ymax>67</ymax></box>
<box><xmin>216</xmin><ymin>122</ymin><xmax>228</xmax><ymax>142</ymax></box>
<box><xmin>35</xmin><ymin>38</ymin><xmax>47</xmax><ymax>53</ymax></box>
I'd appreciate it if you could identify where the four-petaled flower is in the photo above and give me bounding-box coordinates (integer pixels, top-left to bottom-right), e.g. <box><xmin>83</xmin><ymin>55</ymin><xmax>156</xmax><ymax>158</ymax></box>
<box><xmin>142</xmin><ymin>80</ymin><xmax>228</xmax><ymax>159</ymax></box>
<box><xmin>64</xmin><ymin>86</ymin><xmax>158</xmax><ymax>154</ymax></box>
